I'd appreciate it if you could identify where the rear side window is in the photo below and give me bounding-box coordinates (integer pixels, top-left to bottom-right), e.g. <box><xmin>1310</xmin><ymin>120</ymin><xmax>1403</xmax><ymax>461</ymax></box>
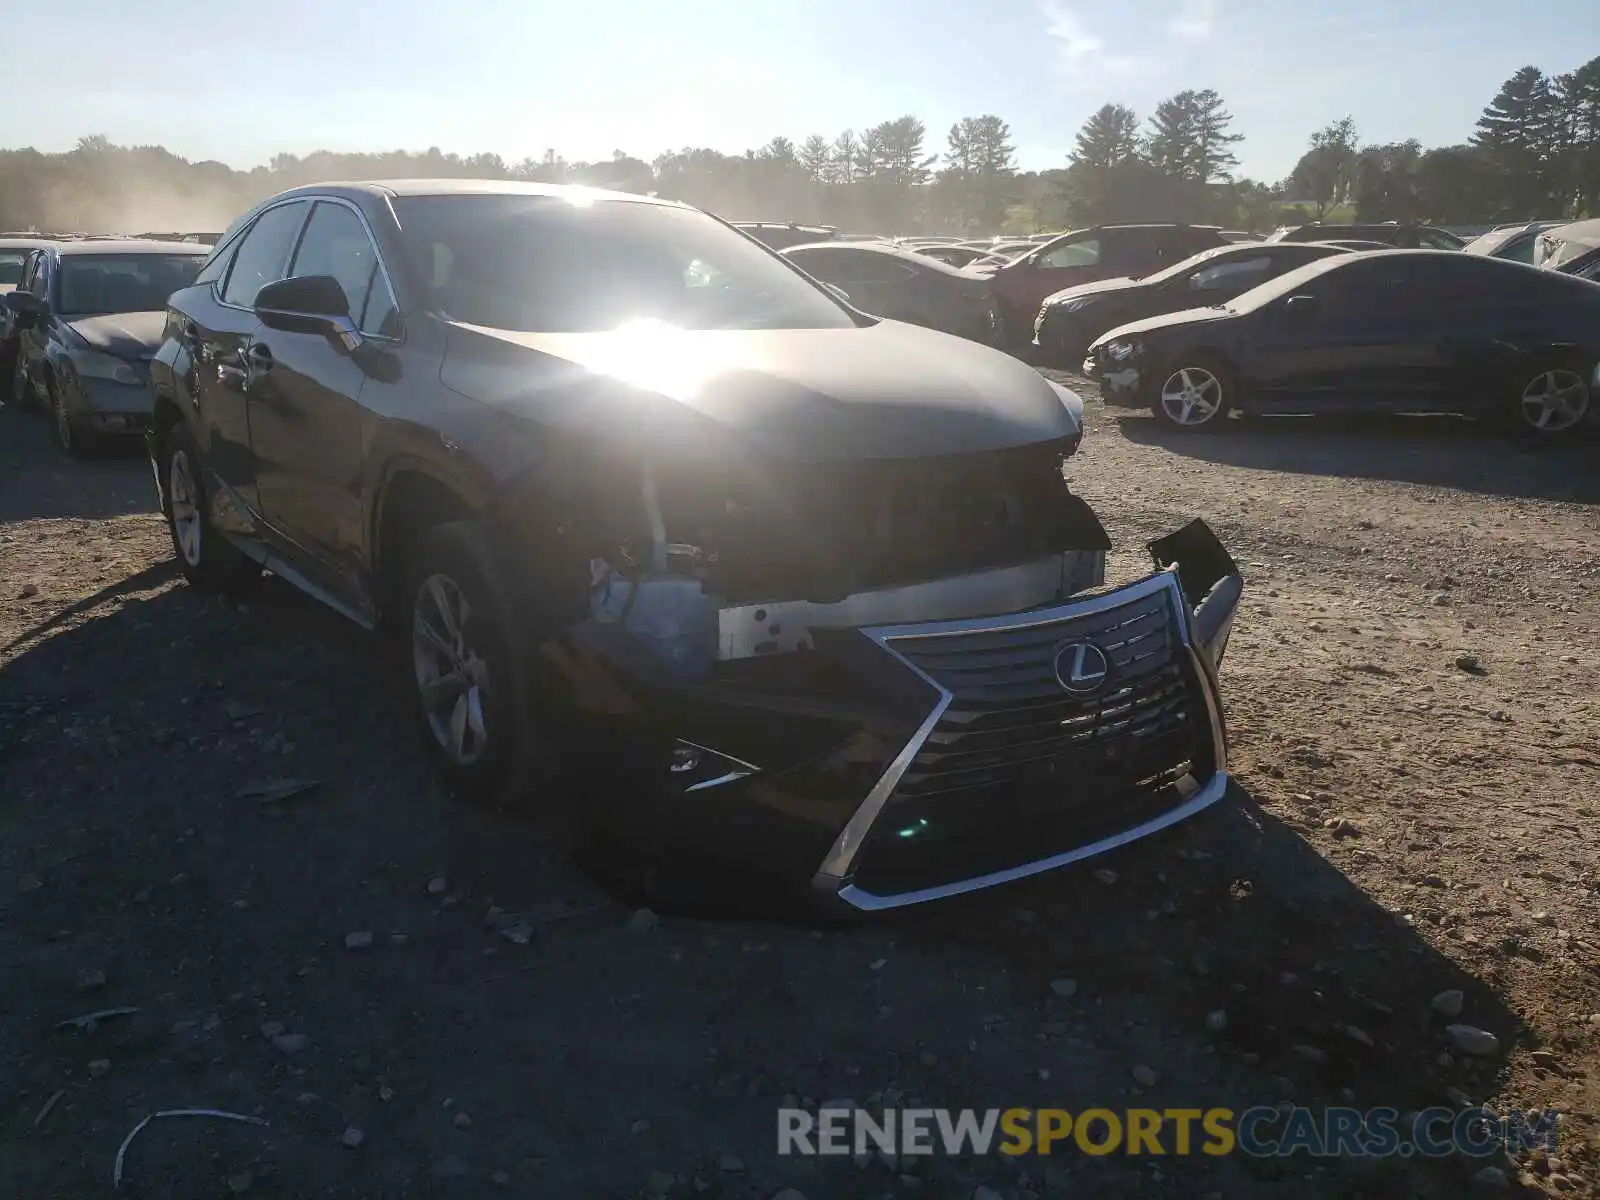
<box><xmin>1038</xmin><ymin>237</ymin><xmax>1100</xmax><ymax>269</ymax></box>
<box><xmin>222</xmin><ymin>201</ymin><xmax>310</xmax><ymax>307</ymax></box>
<box><xmin>193</xmin><ymin>241</ymin><xmax>236</xmax><ymax>287</ymax></box>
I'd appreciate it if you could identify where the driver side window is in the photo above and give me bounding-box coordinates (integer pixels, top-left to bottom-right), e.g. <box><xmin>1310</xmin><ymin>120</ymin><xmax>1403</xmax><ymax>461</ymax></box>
<box><xmin>1038</xmin><ymin>237</ymin><xmax>1100</xmax><ymax>269</ymax></box>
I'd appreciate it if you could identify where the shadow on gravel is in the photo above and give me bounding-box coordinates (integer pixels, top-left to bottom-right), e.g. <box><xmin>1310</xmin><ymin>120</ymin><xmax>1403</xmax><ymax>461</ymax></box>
<box><xmin>1114</xmin><ymin>410</ymin><xmax>1599</xmax><ymax>505</ymax></box>
<box><xmin>0</xmin><ymin>402</ymin><xmax>154</xmax><ymax>523</ymax></box>
<box><xmin>889</xmin><ymin>785</ymin><xmax>1525</xmax><ymax>1194</ymax></box>
<box><xmin>0</xmin><ymin>563</ymin><xmax>1528</xmax><ymax>1199</ymax></box>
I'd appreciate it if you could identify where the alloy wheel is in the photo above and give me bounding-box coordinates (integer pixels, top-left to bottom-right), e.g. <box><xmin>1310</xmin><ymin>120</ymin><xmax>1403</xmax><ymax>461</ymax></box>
<box><xmin>168</xmin><ymin>448</ymin><xmax>203</xmax><ymax>566</ymax></box>
<box><xmin>1159</xmin><ymin>367</ymin><xmax>1224</xmax><ymax>426</ymax></box>
<box><xmin>412</xmin><ymin>573</ymin><xmax>492</xmax><ymax>766</ymax></box>
<box><xmin>1519</xmin><ymin>369</ymin><xmax>1589</xmax><ymax>434</ymax></box>
<box><xmin>52</xmin><ymin>385</ymin><xmax>73</xmax><ymax>451</ymax></box>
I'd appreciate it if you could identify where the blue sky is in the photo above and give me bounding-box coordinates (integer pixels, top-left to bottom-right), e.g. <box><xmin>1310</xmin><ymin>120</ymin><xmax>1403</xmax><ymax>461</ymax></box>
<box><xmin>9</xmin><ymin>0</ymin><xmax>1596</xmax><ymax>182</ymax></box>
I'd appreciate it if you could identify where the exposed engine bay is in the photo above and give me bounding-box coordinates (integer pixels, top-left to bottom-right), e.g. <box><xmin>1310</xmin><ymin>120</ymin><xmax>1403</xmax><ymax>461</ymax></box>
<box><xmin>568</xmin><ymin>435</ymin><xmax>1238</xmax><ymax>682</ymax></box>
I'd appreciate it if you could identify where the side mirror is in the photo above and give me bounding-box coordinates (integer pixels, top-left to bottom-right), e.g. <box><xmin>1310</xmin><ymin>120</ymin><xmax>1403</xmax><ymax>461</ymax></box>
<box><xmin>5</xmin><ymin>290</ymin><xmax>48</xmax><ymax>324</ymax></box>
<box><xmin>254</xmin><ymin>275</ymin><xmax>354</xmax><ymax>340</ymax></box>
<box><xmin>1282</xmin><ymin>294</ymin><xmax>1319</xmax><ymax>317</ymax></box>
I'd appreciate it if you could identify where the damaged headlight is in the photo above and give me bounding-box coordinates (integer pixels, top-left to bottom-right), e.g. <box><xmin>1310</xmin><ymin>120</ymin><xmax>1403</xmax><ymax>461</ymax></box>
<box><xmin>1105</xmin><ymin>339</ymin><xmax>1141</xmax><ymax>361</ymax></box>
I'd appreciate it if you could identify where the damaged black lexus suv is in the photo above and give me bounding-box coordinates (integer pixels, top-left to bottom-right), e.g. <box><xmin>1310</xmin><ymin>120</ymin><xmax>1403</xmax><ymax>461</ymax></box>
<box><xmin>148</xmin><ymin>180</ymin><xmax>1244</xmax><ymax>913</ymax></box>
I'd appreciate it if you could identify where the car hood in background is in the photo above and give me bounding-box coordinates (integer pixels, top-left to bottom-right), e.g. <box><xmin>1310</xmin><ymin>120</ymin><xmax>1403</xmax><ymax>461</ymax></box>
<box><xmin>1090</xmin><ymin>305</ymin><xmax>1235</xmax><ymax>345</ymax></box>
<box><xmin>68</xmin><ymin>311</ymin><xmax>166</xmax><ymax>358</ymax></box>
<box><xmin>441</xmin><ymin>318</ymin><xmax>1082</xmax><ymax>462</ymax></box>
<box><xmin>1041</xmin><ymin>277</ymin><xmax>1141</xmax><ymax>308</ymax></box>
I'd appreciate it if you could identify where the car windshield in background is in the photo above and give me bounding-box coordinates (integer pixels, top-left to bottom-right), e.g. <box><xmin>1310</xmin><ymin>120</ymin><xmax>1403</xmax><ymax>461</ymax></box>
<box><xmin>0</xmin><ymin>252</ymin><xmax>28</xmax><ymax>286</ymax></box>
<box><xmin>57</xmin><ymin>254</ymin><xmax>205</xmax><ymax>316</ymax></box>
<box><xmin>390</xmin><ymin>194</ymin><xmax>857</xmax><ymax>333</ymax></box>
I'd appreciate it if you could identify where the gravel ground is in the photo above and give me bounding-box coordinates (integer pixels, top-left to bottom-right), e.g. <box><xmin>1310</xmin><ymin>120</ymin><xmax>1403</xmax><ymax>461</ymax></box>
<box><xmin>1</xmin><ymin>385</ymin><xmax>1597</xmax><ymax>1200</ymax></box>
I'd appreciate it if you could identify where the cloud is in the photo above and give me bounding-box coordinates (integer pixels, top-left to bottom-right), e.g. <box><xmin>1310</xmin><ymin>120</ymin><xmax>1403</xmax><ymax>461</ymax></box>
<box><xmin>1166</xmin><ymin>0</ymin><xmax>1219</xmax><ymax>40</ymax></box>
<box><xmin>1039</xmin><ymin>1</ymin><xmax>1105</xmax><ymax>63</ymax></box>
<box><xmin>1038</xmin><ymin>1</ymin><xmax>1159</xmax><ymax>82</ymax></box>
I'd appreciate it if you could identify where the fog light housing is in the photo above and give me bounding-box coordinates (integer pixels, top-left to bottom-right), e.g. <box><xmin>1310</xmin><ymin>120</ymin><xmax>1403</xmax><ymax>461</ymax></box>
<box><xmin>666</xmin><ymin>740</ymin><xmax>759</xmax><ymax>793</ymax></box>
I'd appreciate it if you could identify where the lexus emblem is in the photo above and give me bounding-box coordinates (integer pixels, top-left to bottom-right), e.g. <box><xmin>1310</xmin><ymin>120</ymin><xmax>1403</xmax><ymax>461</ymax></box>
<box><xmin>1053</xmin><ymin>640</ymin><xmax>1110</xmax><ymax>695</ymax></box>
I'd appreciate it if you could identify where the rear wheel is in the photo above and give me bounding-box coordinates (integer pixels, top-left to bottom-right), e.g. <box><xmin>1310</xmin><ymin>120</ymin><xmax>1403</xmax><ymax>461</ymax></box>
<box><xmin>1152</xmin><ymin>356</ymin><xmax>1234</xmax><ymax>430</ymax></box>
<box><xmin>1514</xmin><ymin>365</ymin><xmax>1590</xmax><ymax>438</ymax></box>
<box><xmin>158</xmin><ymin>421</ymin><xmax>259</xmax><ymax>592</ymax></box>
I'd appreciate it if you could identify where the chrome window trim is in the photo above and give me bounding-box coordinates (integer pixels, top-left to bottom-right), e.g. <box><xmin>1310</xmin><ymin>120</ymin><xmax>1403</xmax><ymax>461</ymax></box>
<box><xmin>811</xmin><ymin>568</ymin><xmax>1232</xmax><ymax>910</ymax></box>
<box><xmin>215</xmin><ymin>195</ymin><xmax>404</xmax><ymax>344</ymax></box>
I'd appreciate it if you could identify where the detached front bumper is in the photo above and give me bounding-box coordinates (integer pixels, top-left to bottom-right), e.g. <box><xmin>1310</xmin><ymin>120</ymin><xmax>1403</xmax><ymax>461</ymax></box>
<box><xmin>560</xmin><ymin>522</ymin><xmax>1243</xmax><ymax>913</ymax></box>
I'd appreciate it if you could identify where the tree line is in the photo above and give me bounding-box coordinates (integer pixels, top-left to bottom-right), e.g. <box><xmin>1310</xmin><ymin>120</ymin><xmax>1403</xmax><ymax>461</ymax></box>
<box><xmin>2</xmin><ymin>56</ymin><xmax>1595</xmax><ymax>239</ymax></box>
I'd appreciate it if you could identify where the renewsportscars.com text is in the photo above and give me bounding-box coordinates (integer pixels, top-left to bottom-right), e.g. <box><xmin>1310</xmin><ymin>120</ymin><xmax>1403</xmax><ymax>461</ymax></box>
<box><xmin>777</xmin><ymin>1105</ymin><xmax>1559</xmax><ymax>1159</ymax></box>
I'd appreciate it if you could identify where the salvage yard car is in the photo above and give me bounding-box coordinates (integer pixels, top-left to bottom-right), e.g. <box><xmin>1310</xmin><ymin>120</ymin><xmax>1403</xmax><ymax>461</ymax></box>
<box><xmin>781</xmin><ymin>240</ymin><xmax>1001</xmax><ymax>344</ymax></box>
<box><xmin>0</xmin><ymin>235</ymin><xmax>57</xmax><ymax>401</ymax></box>
<box><xmin>988</xmin><ymin>223</ymin><xmax>1230</xmax><ymax>348</ymax></box>
<box><xmin>148</xmin><ymin>180</ymin><xmax>1244</xmax><ymax>912</ymax></box>
<box><xmin>1032</xmin><ymin>241</ymin><xmax>1350</xmax><ymax>369</ymax></box>
<box><xmin>1265</xmin><ymin>221</ymin><xmax>1464</xmax><ymax>250</ymax></box>
<box><xmin>6</xmin><ymin>238</ymin><xmax>209</xmax><ymax>454</ymax></box>
<box><xmin>1086</xmin><ymin>249</ymin><xmax>1599</xmax><ymax>436</ymax></box>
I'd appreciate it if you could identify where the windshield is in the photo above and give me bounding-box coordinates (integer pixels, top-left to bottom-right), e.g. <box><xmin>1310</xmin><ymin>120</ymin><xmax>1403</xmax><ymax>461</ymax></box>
<box><xmin>57</xmin><ymin>254</ymin><xmax>205</xmax><ymax>316</ymax></box>
<box><xmin>390</xmin><ymin>194</ymin><xmax>857</xmax><ymax>333</ymax></box>
<box><xmin>0</xmin><ymin>252</ymin><xmax>27</xmax><ymax>286</ymax></box>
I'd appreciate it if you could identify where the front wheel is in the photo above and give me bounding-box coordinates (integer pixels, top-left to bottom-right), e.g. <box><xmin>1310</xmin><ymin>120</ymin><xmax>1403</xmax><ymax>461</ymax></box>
<box><xmin>1514</xmin><ymin>365</ymin><xmax>1590</xmax><ymax>438</ymax></box>
<box><xmin>1152</xmin><ymin>357</ymin><xmax>1234</xmax><ymax>431</ymax></box>
<box><xmin>157</xmin><ymin>422</ymin><xmax>259</xmax><ymax>592</ymax></box>
<box><xmin>401</xmin><ymin>520</ymin><xmax>557</xmax><ymax>809</ymax></box>
<box><xmin>48</xmin><ymin>376</ymin><xmax>94</xmax><ymax>458</ymax></box>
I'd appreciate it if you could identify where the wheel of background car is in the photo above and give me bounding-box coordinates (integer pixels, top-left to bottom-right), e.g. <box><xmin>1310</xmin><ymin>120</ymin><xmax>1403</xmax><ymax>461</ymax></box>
<box><xmin>49</xmin><ymin>374</ymin><xmax>91</xmax><ymax>458</ymax></box>
<box><xmin>1153</xmin><ymin>357</ymin><xmax>1233</xmax><ymax>430</ymax></box>
<box><xmin>158</xmin><ymin>421</ymin><xmax>260</xmax><ymax>592</ymax></box>
<box><xmin>1516</xmin><ymin>366</ymin><xmax>1591</xmax><ymax>436</ymax></box>
<box><xmin>401</xmin><ymin>519</ymin><xmax>557</xmax><ymax>809</ymax></box>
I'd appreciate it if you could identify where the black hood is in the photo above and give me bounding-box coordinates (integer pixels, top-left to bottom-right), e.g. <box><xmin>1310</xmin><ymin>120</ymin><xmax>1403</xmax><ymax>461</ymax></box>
<box><xmin>67</xmin><ymin>311</ymin><xmax>166</xmax><ymax>358</ymax></box>
<box><xmin>1091</xmin><ymin>305</ymin><xmax>1234</xmax><ymax>346</ymax></box>
<box><xmin>1040</xmin><ymin>277</ymin><xmax>1141</xmax><ymax>308</ymax></box>
<box><xmin>440</xmin><ymin>318</ymin><xmax>1083</xmax><ymax>463</ymax></box>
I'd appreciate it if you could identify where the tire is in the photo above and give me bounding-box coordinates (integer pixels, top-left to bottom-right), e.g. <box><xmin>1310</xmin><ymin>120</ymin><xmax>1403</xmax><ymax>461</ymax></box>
<box><xmin>400</xmin><ymin>519</ymin><xmax>557</xmax><ymax>809</ymax></box>
<box><xmin>1151</xmin><ymin>354</ymin><xmax>1235</xmax><ymax>431</ymax></box>
<box><xmin>157</xmin><ymin>421</ymin><xmax>260</xmax><ymax>592</ymax></box>
<box><xmin>1510</xmin><ymin>361</ymin><xmax>1591</xmax><ymax>439</ymax></box>
<box><xmin>47</xmin><ymin>374</ymin><xmax>96</xmax><ymax>458</ymax></box>
<box><xmin>0</xmin><ymin>346</ymin><xmax>17</xmax><ymax>408</ymax></box>
<box><xmin>13</xmin><ymin>356</ymin><xmax>39</xmax><ymax>412</ymax></box>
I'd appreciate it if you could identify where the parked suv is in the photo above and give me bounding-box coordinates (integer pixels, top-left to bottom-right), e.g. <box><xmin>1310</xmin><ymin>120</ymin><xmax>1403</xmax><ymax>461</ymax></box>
<box><xmin>6</xmin><ymin>238</ymin><xmax>209</xmax><ymax>454</ymax></box>
<box><xmin>1266</xmin><ymin>222</ymin><xmax>1464</xmax><ymax>250</ymax></box>
<box><xmin>987</xmin><ymin>223</ymin><xmax>1230</xmax><ymax>348</ymax></box>
<box><xmin>148</xmin><ymin>180</ymin><xmax>1243</xmax><ymax>913</ymax></box>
